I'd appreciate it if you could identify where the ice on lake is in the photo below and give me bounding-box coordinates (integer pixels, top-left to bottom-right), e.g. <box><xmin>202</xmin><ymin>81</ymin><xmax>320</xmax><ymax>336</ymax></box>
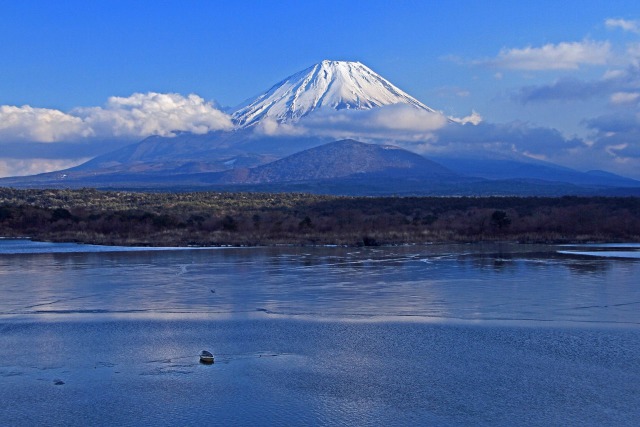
<box><xmin>558</xmin><ymin>242</ymin><xmax>640</xmax><ymax>259</ymax></box>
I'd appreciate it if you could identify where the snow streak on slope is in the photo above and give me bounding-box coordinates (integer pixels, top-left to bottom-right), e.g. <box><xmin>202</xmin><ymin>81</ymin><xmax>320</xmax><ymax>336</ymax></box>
<box><xmin>232</xmin><ymin>60</ymin><xmax>438</xmax><ymax>127</ymax></box>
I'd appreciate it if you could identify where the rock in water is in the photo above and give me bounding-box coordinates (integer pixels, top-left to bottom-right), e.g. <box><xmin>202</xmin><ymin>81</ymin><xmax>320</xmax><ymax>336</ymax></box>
<box><xmin>199</xmin><ymin>350</ymin><xmax>214</xmax><ymax>364</ymax></box>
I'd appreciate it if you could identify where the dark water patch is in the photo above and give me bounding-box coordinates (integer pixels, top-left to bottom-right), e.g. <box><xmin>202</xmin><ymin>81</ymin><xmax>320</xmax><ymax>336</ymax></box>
<box><xmin>0</xmin><ymin>369</ymin><xmax>24</xmax><ymax>378</ymax></box>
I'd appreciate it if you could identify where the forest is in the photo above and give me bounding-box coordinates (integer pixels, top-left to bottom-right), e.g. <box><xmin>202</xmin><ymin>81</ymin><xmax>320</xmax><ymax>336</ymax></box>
<box><xmin>1</xmin><ymin>187</ymin><xmax>639</xmax><ymax>246</ymax></box>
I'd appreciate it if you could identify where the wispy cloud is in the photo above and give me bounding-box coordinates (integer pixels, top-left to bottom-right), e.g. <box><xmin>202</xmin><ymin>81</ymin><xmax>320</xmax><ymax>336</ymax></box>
<box><xmin>483</xmin><ymin>40</ymin><xmax>611</xmax><ymax>70</ymax></box>
<box><xmin>610</xmin><ymin>91</ymin><xmax>640</xmax><ymax>105</ymax></box>
<box><xmin>421</xmin><ymin>121</ymin><xmax>585</xmax><ymax>158</ymax></box>
<box><xmin>434</xmin><ymin>86</ymin><xmax>471</xmax><ymax>98</ymax></box>
<box><xmin>514</xmin><ymin>77</ymin><xmax>609</xmax><ymax>103</ymax></box>
<box><xmin>513</xmin><ymin>65</ymin><xmax>640</xmax><ymax>103</ymax></box>
<box><xmin>583</xmin><ymin>112</ymin><xmax>640</xmax><ymax>175</ymax></box>
<box><xmin>605</xmin><ymin>18</ymin><xmax>640</xmax><ymax>34</ymax></box>
<box><xmin>0</xmin><ymin>92</ymin><xmax>233</xmax><ymax>143</ymax></box>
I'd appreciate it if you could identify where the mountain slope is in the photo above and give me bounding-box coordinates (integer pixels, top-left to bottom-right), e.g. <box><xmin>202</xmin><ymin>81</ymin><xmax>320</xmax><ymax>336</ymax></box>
<box><xmin>232</xmin><ymin>60</ymin><xmax>438</xmax><ymax>127</ymax></box>
<box><xmin>215</xmin><ymin>139</ymin><xmax>456</xmax><ymax>184</ymax></box>
<box><xmin>69</xmin><ymin>130</ymin><xmax>332</xmax><ymax>174</ymax></box>
<box><xmin>432</xmin><ymin>156</ymin><xmax>640</xmax><ymax>188</ymax></box>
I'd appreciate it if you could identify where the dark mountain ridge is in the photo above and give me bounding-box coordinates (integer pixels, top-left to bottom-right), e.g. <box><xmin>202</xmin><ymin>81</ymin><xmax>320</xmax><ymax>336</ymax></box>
<box><xmin>214</xmin><ymin>139</ymin><xmax>455</xmax><ymax>184</ymax></box>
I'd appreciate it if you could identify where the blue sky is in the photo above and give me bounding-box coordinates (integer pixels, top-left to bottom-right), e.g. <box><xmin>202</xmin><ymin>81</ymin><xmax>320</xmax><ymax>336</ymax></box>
<box><xmin>2</xmin><ymin>0</ymin><xmax>640</xmax><ymax>178</ymax></box>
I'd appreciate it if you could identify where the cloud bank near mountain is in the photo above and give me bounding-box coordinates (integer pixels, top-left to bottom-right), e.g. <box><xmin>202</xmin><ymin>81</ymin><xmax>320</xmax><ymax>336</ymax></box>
<box><xmin>0</xmin><ymin>92</ymin><xmax>233</xmax><ymax>143</ymax></box>
<box><xmin>253</xmin><ymin>104</ymin><xmax>451</xmax><ymax>141</ymax></box>
<box><xmin>1</xmin><ymin>93</ymin><xmax>639</xmax><ymax>180</ymax></box>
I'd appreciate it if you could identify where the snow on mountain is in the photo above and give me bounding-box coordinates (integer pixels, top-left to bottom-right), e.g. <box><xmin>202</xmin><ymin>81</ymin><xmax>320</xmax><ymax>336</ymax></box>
<box><xmin>232</xmin><ymin>60</ymin><xmax>438</xmax><ymax>127</ymax></box>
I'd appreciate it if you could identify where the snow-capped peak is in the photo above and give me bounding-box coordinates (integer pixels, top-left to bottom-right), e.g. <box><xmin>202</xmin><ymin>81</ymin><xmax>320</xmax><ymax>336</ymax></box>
<box><xmin>232</xmin><ymin>60</ymin><xmax>437</xmax><ymax>127</ymax></box>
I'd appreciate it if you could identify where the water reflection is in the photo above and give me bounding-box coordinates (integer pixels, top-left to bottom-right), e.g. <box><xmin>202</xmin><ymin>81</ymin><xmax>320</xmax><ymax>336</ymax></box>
<box><xmin>564</xmin><ymin>259</ymin><xmax>610</xmax><ymax>275</ymax></box>
<box><xmin>464</xmin><ymin>251</ymin><xmax>518</xmax><ymax>272</ymax></box>
<box><xmin>0</xmin><ymin>240</ymin><xmax>639</xmax><ymax>325</ymax></box>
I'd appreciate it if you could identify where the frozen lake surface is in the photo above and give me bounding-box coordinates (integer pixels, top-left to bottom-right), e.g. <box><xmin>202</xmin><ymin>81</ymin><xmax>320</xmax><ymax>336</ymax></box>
<box><xmin>1</xmin><ymin>240</ymin><xmax>639</xmax><ymax>425</ymax></box>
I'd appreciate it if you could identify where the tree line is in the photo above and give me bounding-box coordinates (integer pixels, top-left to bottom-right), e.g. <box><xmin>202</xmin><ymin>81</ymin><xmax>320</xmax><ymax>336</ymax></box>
<box><xmin>1</xmin><ymin>188</ymin><xmax>639</xmax><ymax>246</ymax></box>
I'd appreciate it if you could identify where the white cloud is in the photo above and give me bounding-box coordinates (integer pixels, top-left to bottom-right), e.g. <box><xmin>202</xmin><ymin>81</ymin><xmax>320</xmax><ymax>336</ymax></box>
<box><xmin>603</xmin><ymin>69</ymin><xmax>627</xmax><ymax>80</ymax></box>
<box><xmin>449</xmin><ymin>111</ymin><xmax>482</xmax><ymax>125</ymax></box>
<box><xmin>253</xmin><ymin>117</ymin><xmax>304</xmax><ymax>137</ymax></box>
<box><xmin>606</xmin><ymin>18</ymin><xmax>640</xmax><ymax>34</ymax></box>
<box><xmin>0</xmin><ymin>105</ymin><xmax>92</xmax><ymax>142</ymax></box>
<box><xmin>0</xmin><ymin>158</ymin><xmax>90</xmax><ymax>178</ymax></box>
<box><xmin>610</xmin><ymin>91</ymin><xmax>640</xmax><ymax>105</ymax></box>
<box><xmin>365</xmin><ymin>105</ymin><xmax>448</xmax><ymax>132</ymax></box>
<box><xmin>488</xmin><ymin>40</ymin><xmax>611</xmax><ymax>70</ymax></box>
<box><xmin>256</xmin><ymin>104</ymin><xmax>450</xmax><ymax>141</ymax></box>
<box><xmin>75</xmin><ymin>92</ymin><xmax>233</xmax><ymax>138</ymax></box>
<box><xmin>0</xmin><ymin>92</ymin><xmax>233</xmax><ymax>143</ymax></box>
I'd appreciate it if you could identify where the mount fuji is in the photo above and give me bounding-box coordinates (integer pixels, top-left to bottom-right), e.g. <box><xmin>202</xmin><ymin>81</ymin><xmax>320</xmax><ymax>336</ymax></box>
<box><xmin>5</xmin><ymin>60</ymin><xmax>448</xmax><ymax>177</ymax></box>
<box><xmin>1</xmin><ymin>60</ymin><xmax>638</xmax><ymax>194</ymax></box>
<box><xmin>232</xmin><ymin>60</ymin><xmax>437</xmax><ymax>127</ymax></box>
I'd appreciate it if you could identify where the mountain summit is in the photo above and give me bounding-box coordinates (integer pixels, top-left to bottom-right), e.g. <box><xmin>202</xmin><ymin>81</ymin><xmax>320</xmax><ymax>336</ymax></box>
<box><xmin>232</xmin><ymin>60</ymin><xmax>437</xmax><ymax>127</ymax></box>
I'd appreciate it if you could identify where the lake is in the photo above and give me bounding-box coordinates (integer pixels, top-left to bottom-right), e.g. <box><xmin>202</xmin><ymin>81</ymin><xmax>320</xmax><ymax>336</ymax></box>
<box><xmin>1</xmin><ymin>239</ymin><xmax>639</xmax><ymax>425</ymax></box>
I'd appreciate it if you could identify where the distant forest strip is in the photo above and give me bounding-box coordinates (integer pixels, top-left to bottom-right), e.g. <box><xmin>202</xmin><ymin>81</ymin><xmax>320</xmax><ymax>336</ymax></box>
<box><xmin>1</xmin><ymin>188</ymin><xmax>639</xmax><ymax>246</ymax></box>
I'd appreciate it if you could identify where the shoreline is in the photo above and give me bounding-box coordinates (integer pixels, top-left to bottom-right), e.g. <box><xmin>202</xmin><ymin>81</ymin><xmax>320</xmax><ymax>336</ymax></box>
<box><xmin>3</xmin><ymin>235</ymin><xmax>639</xmax><ymax>251</ymax></box>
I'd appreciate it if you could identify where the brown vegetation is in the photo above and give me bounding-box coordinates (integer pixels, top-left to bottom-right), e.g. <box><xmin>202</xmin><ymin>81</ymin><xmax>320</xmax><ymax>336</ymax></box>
<box><xmin>1</xmin><ymin>188</ymin><xmax>639</xmax><ymax>246</ymax></box>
